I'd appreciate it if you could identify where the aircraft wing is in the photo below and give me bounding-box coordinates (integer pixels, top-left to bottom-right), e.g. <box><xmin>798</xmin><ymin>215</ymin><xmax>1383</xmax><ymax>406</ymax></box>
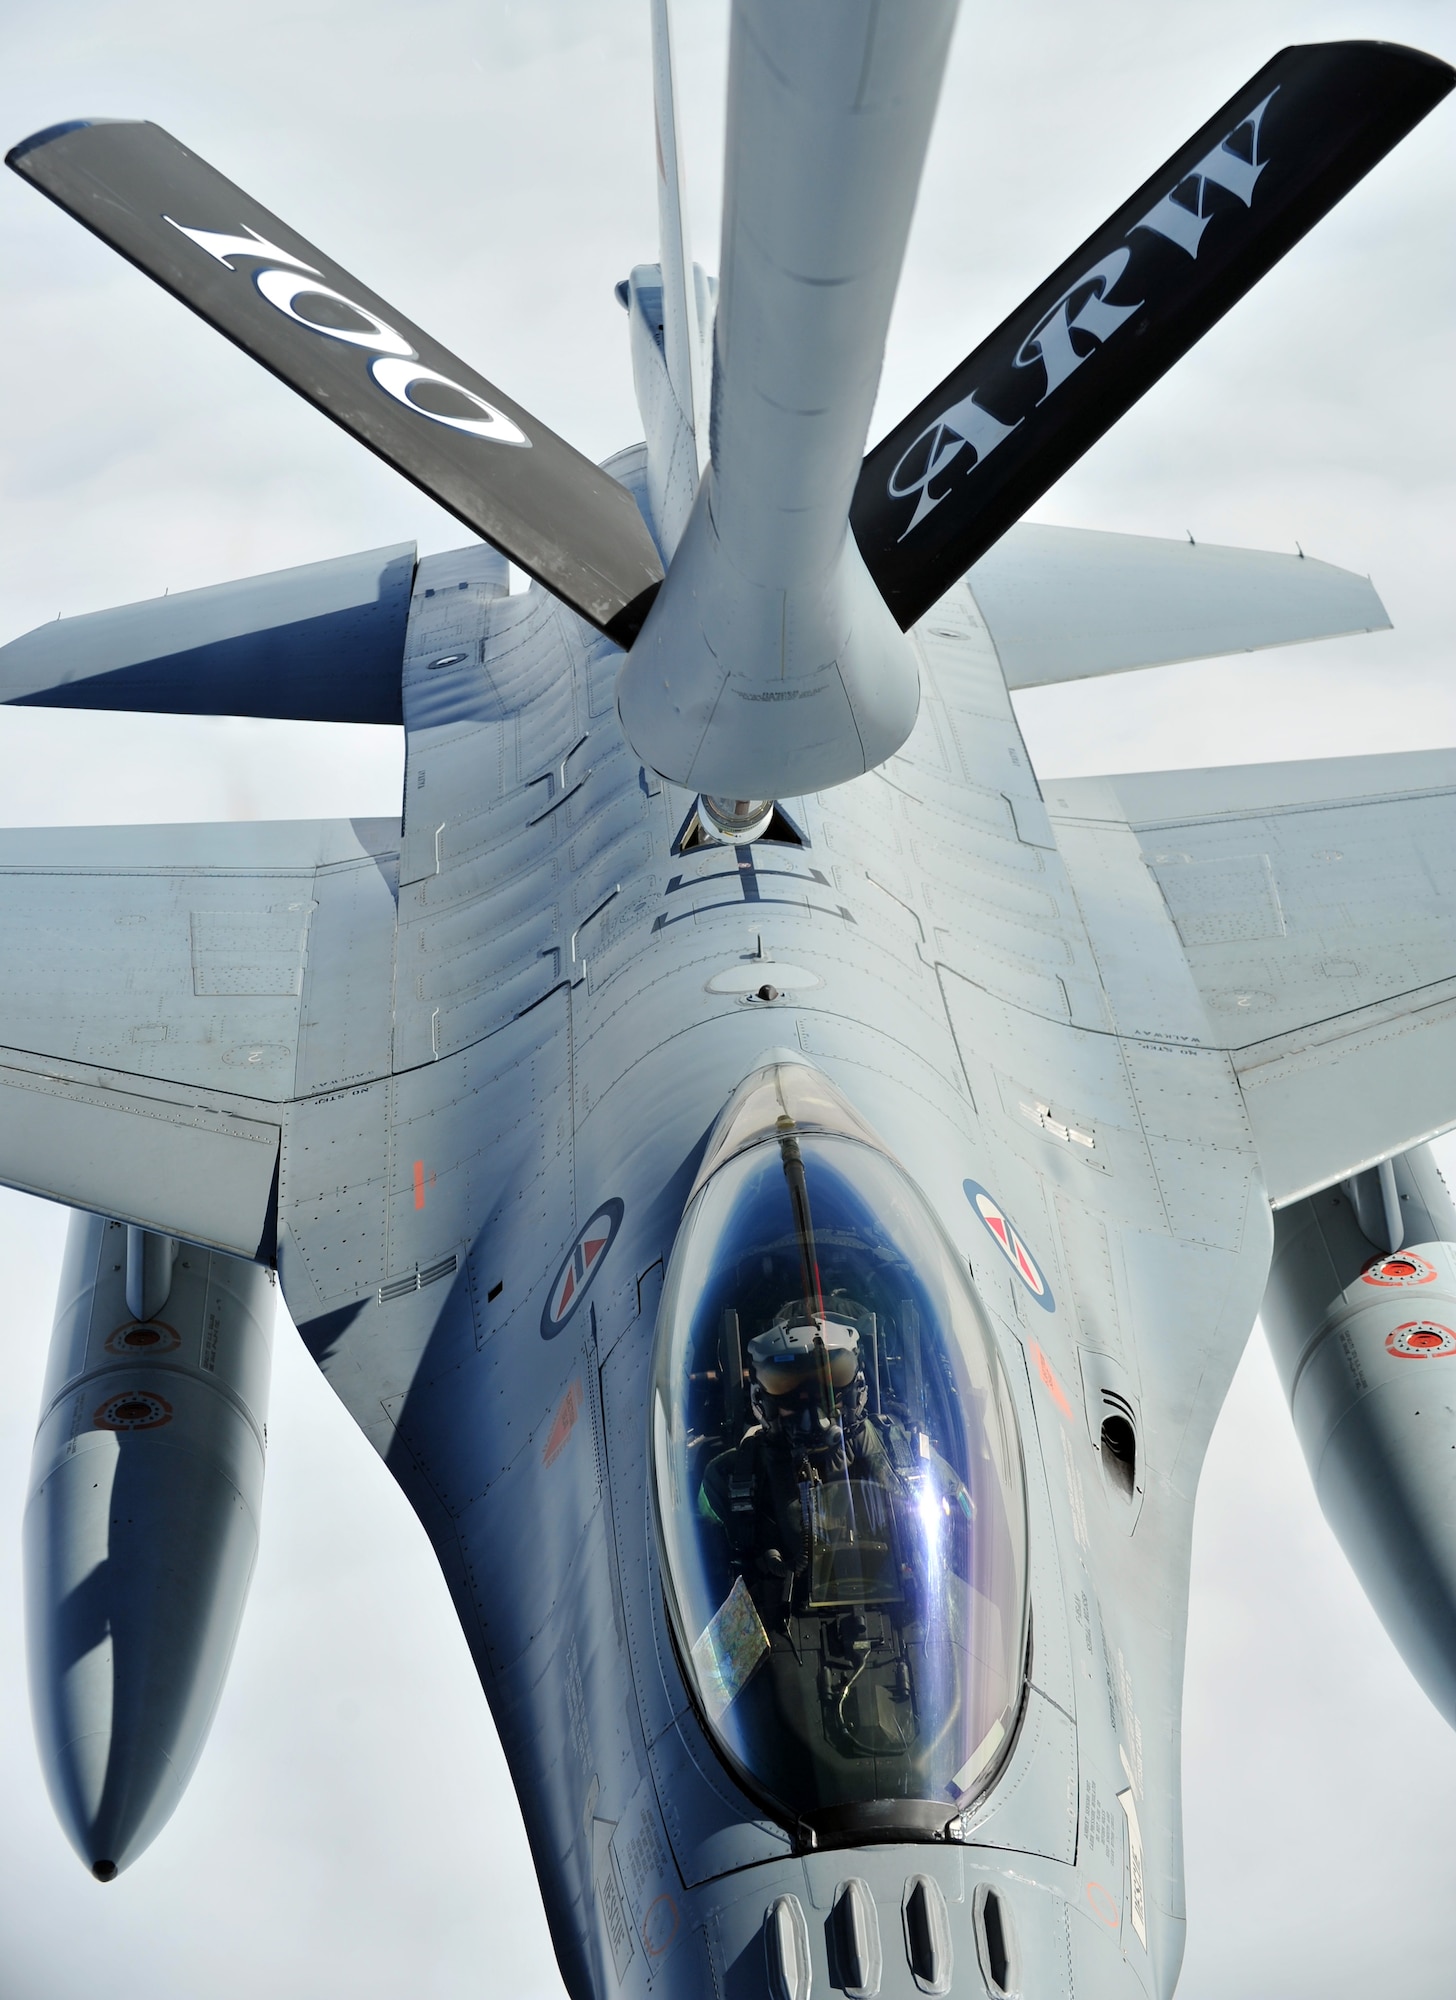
<box><xmin>0</xmin><ymin>815</ymin><xmax>398</xmax><ymax>1256</ymax></box>
<box><xmin>0</xmin><ymin>544</ymin><xmax>424</xmax><ymax>723</ymax></box>
<box><xmin>1047</xmin><ymin>752</ymin><xmax>1456</xmax><ymax>1204</ymax></box>
<box><xmin>969</xmin><ymin>524</ymin><xmax>1389</xmax><ymax>689</ymax></box>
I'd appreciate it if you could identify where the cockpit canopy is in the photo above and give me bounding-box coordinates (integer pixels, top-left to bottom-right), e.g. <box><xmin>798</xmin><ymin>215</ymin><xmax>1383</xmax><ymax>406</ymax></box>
<box><xmin>651</xmin><ymin>1060</ymin><xmax>1028</xmax><ymax>1839</ymax></box>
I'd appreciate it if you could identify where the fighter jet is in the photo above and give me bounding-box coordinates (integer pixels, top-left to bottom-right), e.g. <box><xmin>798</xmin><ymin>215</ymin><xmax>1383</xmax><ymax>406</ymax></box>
<box><xmin>2</xmin><ymin>5</ymin><xmax>1453</xmax><ymax>1996</ymax></box>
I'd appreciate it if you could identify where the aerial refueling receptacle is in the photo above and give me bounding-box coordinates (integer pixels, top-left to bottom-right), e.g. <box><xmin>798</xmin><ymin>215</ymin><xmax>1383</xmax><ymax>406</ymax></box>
<box><xmin>1263</xmin><ymin>1146</ymin><xmax>1456</xmax><ymax>1726</ymax></box>
<box><xmin>23</xmin><ymin>1212</ymin><xmax>274</xmax><ymax>1879</ymax></box>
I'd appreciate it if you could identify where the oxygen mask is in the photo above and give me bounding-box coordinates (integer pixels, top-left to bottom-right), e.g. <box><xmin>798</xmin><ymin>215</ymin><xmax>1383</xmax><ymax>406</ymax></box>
<box><xmin>748</xmin><ymin>1318</ymin><xmax>866</xmax><ymax>1458</ymax></box>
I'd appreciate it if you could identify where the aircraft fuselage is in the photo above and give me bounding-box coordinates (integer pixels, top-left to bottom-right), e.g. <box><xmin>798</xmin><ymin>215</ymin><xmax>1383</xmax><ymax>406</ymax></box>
<box><xmin>282</xmin><ymin>507</ymin><xmax>1271</xmax><ymax>1999</ymax></box>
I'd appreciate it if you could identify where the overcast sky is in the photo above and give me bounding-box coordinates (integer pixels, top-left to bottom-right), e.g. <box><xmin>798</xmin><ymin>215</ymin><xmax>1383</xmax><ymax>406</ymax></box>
<box><xmin>0</xmin><ymin>3</ymin><xmax>1454</xmax><ymax>1995</ymax></box>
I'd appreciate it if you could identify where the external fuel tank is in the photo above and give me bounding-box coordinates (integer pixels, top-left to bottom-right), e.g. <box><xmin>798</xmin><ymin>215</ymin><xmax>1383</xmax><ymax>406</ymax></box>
<box><xmin>24</xmin><ymin>1212</ymin><xmax>274</xmax><ymax>1878</ymax></box>
<box><xmin>1263</xmin><ymin>1146</ymin><xmax>1456</xmax><ymax>1724</ymax></box>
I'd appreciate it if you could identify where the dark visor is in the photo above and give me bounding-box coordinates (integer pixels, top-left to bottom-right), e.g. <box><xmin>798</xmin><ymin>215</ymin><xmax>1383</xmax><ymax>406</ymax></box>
<box><xmin>755</xmin><ymin>1346</ymin><xmax>859</xmax><ymax>1397</ymax></box>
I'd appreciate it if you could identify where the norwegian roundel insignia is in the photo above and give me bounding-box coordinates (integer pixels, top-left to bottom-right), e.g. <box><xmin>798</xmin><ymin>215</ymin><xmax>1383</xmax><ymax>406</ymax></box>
<box><xmin>963</xmin><ymin>1180</ymin><xmax>1055</xmax><ymax>1313</ymax></box>
<box><xmin>1385</xmin><ymin>1320</ymin><xmax>1456</xmax><ymax>1360</ymax></box>
<box><xmin>1362</xmin><ymin>1251</ymin><xmax>1437</xmax><ymax>1288</ymax></box>
<box><xmin>540</xmin><ymin>1198</ymin><xmax>624</xmax><ymax>1339</ymax></box>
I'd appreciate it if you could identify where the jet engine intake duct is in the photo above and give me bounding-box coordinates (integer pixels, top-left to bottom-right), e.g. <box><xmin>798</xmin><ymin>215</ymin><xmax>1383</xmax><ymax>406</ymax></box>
<box><xmin>24</xmin><ymin>1212</ymin><xmax>275</xmax><ymax>1879</ymax></box>
<box><xmin>1262</xmin><ymin>1146</ymin><xmax>1456</xmax><ymax>1725</ymax></box>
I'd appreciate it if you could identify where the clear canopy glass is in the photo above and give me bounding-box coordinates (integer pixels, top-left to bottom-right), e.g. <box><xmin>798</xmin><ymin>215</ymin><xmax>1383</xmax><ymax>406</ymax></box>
<box><xmin>652</xmin><ymin>1064</ymin><xmax>1028</xmax><ymax>1836</ymax></box>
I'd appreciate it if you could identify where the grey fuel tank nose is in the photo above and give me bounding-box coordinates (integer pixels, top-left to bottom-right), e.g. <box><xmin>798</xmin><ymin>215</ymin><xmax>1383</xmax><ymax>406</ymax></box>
<box><xmin>23</xmin><ymin>1212</ymin><xmax>274</xmax><ymax>1877</ymax></box>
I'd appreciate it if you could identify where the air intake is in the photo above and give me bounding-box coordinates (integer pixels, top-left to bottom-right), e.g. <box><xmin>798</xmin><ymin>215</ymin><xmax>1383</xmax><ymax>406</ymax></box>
<box><xmin>1099</xmin><ymin>1410</ymin><xmax>1137</xmax><ymax>1500</ymax></box>
<box><xmin>903</xmin><ymin>1875</ymin><xmax>952</xmax><ymax>1995</ymax></box>
<box><xmin>974</xmin><ymin>1884</ymin><xmax>1019</xmax><ymax>1996</ymax></box>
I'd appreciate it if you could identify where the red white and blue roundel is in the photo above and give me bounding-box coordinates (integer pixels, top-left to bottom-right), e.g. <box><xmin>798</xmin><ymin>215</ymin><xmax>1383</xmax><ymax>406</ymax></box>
<box><xmin>541</xmin><ymin>1199</ymin><xmax>624</xmax><ymax>1339</ymax></box>
<box><xmin>964</xmin><ymin>1180</ymin><xmax>1055</xmax><ymax>1312</ymax></box>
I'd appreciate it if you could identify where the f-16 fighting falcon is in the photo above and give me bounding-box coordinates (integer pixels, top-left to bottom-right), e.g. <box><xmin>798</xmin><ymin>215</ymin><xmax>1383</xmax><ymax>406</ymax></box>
<box><xmin>1</xmin><ymin>4</ymin><xmax>1453</xmax><ymax>1996</ymax></box>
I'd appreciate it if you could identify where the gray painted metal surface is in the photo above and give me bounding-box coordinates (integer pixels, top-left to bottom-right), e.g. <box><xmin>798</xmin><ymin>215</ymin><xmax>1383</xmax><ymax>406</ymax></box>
<box><xmin>617</xmin><ymin>1</ymin><xmax>955</xmax><ymax>798</ymax></box>
<box><xmin>624</xmin><ymin>261</ymin><xmax>714</xmax><ymax>560</ymax></box>
<box><xmin>0</xmin><ymin>814</ymin><xmax>400</xmax><ymax>1254</ymax></box>
<box><xmin>0</xmin><ymin>543</ymin><xmax>421</xmax><ymax>722</ymax></box>
<box><xmin>1264</xmin><ymin>1149</ymin><xmax>1456</xmax><ymax>1729</ymax></box>
<box><xmin>969</xmin><ymin>523</ymin><xmax>1389</xmax><ymax>689</ymax></box>
<box><xmin>1048</xmin><ymin>759</ymin><xmax>1456</xmax><ymax>1201</ymax></box>
<box><xmin>646</xmin><ymin>0</ymin><xmax>708</xmax><ymax>501</ymax></box>
<box><xmin>3</xmin><ymin>7</ymin><xmax>1454</xmax><ymax>1997</ymax></box>
<box><xmin>1</xmin><ymin>534</ymin><xmax>1452</xmax><ymax>1996</ymax></box>
<box><xmin>25</xmin><ymin>1213</ymin><xmax>274</xmax><ymax>1876</ymax></box>
<box><xmin>269</xmin><ymin>548</ymin><xmax>1274</xmax><ymax>2000</ymax></box>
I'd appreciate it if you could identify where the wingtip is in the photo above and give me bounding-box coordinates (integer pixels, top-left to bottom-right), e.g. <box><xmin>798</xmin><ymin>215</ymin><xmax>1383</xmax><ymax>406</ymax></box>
<box><xmin>1276</xmin><ymin>41</ymin><xmax>1456</xmax><ymax>86</ymax></box>
<box><xmin>6</xmin><ymin>117</ymin><xmax>133</xmax><ymax>172</ymax></box>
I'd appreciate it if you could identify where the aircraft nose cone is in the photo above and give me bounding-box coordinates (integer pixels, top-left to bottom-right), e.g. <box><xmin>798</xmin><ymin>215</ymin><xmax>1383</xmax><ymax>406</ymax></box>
<box><xmin>91</xmin><ymin>1860</ymin><xmax>117</xmax><ymax>1883</ymax></box>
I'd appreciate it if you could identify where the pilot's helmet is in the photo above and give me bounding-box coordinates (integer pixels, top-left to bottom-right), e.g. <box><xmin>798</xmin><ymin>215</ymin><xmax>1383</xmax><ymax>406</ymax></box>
<box><xmin>746</xmin><ymin>1318</ymin><xmax>867</xmax><ymax>1452</ymax></box>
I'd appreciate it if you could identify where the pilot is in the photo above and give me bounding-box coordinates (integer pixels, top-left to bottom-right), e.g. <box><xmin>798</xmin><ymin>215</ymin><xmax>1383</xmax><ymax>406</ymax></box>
<box><xmin>698</xmin><ymin>1316</ymin><xmax>920</xmax><ymax>1597</ymax></box>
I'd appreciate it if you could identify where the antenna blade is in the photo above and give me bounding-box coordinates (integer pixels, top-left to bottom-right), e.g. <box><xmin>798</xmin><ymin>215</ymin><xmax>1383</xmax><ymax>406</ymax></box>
<box><xmin>7</xmin><ymin>120</ymin><xmax>664</xmax><ymax>644</ymax></box>
<box><xmin>851</xmin><ymin>41</ymin><xmax>1453</xmax><ymax>630</ymax></box>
